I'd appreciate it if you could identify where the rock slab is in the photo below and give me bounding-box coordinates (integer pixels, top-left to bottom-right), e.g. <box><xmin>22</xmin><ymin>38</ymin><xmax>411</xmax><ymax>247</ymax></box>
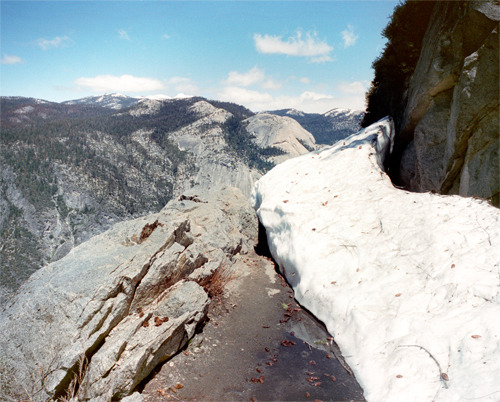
<box><xmin>0</xmin><ymin>187</ymin><xmax>257</xmax><ymax>401</ymax></box>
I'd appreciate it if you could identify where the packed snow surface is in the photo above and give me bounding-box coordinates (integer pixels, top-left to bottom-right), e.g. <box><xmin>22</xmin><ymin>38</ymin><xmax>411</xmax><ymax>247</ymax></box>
<box><xmin>251</xmin><ymin>118</ymin><xmax>500</xmax><ymax>402</ymax></box>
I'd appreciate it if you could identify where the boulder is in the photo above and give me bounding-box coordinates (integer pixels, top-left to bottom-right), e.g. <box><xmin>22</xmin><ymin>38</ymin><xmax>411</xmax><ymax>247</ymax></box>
<box><xmin>0</xmin><ymin>187</ymin><xmax>257</xmax><ymax>401</ymax></box>
<box><xmin>400</xmin><ymin>1</ymin><xmax>499</xmax><ymax>204</ymax></box>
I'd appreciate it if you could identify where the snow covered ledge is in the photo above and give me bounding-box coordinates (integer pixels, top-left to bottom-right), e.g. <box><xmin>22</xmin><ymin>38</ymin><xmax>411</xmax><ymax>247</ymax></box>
<box><xmin>251</xmin><ymin>118</ymin><xmax>500</xmax><ymax>402</ymax></box>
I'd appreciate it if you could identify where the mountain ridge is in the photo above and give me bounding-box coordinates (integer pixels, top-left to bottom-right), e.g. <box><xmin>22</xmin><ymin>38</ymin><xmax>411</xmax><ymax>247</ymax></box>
<box><xmin>266</xmin><ymin>107</ymin><xmax>363</xmax><ymax>145</ymax></box>
<box><xmin>0</xmin><ymin>95</ymin><xmax>321</xmax><ymax>300</ymax></box>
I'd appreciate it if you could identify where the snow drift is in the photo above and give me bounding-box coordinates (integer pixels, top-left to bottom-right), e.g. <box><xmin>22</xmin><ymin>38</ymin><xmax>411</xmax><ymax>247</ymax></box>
<box><xmin>251</xmin><ymin>118</ymin><xmax>500</xmax><ymax>402</ymax></box>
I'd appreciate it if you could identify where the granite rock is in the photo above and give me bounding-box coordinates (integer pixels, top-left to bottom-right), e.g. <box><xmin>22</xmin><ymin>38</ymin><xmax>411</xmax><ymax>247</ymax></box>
<box><xmin>0</xmin><ymin>187</ymin><xmax>257</xmax><ymax>400</ymax></box>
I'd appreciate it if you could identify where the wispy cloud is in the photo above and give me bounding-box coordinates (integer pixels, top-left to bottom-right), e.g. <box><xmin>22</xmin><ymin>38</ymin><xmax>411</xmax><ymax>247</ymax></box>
<box><xmin>36</xmin><ymin>36</ymin><xmax>73</xmax><ymax>50</ymax></box>
<box><xmin>338</xmin><ymin>80</ymin><xmax>369</xmax><ymax>95</ymax></box>
<box><xmin>225</xmin><ymin>67</ymin><xmax>281</xmax><ymax>90</ymax></box>
<box><xmin>167</xmin><ymin>76</ymin><xmax>199</xmax><ymax>95</ymax></box>
<box><xmin>75</xmin><ymin>74</ymin><xmax>165</xmax><ymax>93</ymax></box>
<box><xmin>118</xmin><ymin>29</ymin><xmax>130</xmax><ymax>40</ymax></box>
<box><xmin>254</xmin><ymin>31</ymin><xmax>333</xmax><ymax>63</ymax></box>
<box><xmin>299</xmin><ymin>77</ymin><xmax>311</xmax><ymax>84</ymax></box>
<box><xmin>217</xmin><ymin>86</ymin><xmax>362</xmax><ymax>114</ymax></box>
<box><xmin>1</xmin><ymin>54</ymin><xmax>22</xmax><ymax>65</ymax></box>
<box><xmin>162</xmin><ymin>34</ymin><xmax>171</xmax><ymax>40</ymax></box>
<box><xmin>341</xmin><ymin>25</ymin><xmax>358</xmax><ymax>48</ymax></box>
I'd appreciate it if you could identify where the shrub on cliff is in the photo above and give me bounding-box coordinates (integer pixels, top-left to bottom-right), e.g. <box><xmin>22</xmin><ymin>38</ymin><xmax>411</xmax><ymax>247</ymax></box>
<box><xmin>361</xmin><ymin>0</ymin><xmax>435</xmax><ymax>131</ymax></box>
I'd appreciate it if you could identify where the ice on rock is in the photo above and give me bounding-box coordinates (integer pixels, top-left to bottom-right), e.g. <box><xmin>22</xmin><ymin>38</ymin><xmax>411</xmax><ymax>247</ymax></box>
<box><xmin>251</xmin><ymin>117</ymin><xmax>500</xmax><ymax>402</ymax></box>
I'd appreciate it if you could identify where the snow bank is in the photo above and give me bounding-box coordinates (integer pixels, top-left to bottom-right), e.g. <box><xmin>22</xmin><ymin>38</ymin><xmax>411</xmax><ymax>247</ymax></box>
<box><xmin>251</xmin><ymin>118</ymin><xmax>500</xmax><ymax>402</ymax></box>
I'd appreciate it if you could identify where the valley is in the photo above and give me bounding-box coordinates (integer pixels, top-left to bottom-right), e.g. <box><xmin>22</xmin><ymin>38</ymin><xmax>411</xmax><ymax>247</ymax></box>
<box><xmin>0</xmin><ymin>95</ymin><xmax>360</xmax><ymax>301</ymax></box>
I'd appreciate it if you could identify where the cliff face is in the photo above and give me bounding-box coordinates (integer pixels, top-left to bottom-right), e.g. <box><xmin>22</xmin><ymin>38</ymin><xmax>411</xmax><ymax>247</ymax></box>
<box><xmin>398</xmin><ymin>1</ymin><xmax>499</xmax><ymax>205</ymax></box>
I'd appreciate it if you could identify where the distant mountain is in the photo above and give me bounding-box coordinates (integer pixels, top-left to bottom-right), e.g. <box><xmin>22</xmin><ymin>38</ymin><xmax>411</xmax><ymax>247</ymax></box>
<box><xmin>62</xmin><ymin>93</ymin><xmax>141</xmax><ymax>109</ymax></box>
<box><xmin>0</xmin><ymin>95</ymin><xmax>316</xmax><ymax>300</ymax></box>
<box><xmin>245</xmin><ymin>113</ymin><xmax>317</xmax><ymax>165</ymax></box>
<box><xmin>1</xmin><ymin>96</ymin><xmax>112</xmax><ymax>122</ymax></box>
<box><xmin>61</xmin><ymin>93</ymin><xmax>193</xmax><ymax>110</ymax></box>
<box><xmin>267</xmin><ymin>107</ymin><xmax>364</xmax><ymax>145</ymax></box>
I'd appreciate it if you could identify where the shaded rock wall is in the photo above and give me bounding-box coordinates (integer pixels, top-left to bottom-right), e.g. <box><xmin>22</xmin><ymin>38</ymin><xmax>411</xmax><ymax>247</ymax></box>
<box><xmin>398</xmin><ymin>1</ymin><xmax>499</xmax><ymax>205</ymax></box>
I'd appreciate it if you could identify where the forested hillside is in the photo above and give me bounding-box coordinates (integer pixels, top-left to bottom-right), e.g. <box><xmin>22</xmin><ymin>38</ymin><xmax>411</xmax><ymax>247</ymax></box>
<box><xmin>0</xmin><ymin>96</ymin><xmax>269</xmax><ymax>298</ymax></box>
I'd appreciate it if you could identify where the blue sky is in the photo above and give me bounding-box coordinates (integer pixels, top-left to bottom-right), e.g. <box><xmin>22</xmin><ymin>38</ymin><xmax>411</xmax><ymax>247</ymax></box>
<box><xmin>1</xmin><ymin>1</ymin><xmax>398</xmax><ymax>113</ymax></box>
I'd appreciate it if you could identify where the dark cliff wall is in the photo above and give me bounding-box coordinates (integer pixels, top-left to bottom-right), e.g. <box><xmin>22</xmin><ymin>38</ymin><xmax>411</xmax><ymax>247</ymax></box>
<box><xmin>364</xmin><ymin>0</ymin><xmax>499</xmax><ymax>206</ymax></box>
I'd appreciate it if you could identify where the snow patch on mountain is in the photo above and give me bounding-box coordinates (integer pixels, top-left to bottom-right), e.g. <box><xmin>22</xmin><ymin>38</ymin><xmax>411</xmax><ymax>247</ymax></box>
<box><xmin>173</xmin><ymin>93</ymin><xmax>194</xmax><ymax>99</ymax></box>
<box><xmin>140</xmin><ymin>94</ymin><xmax>171</xmax><ymax>100</ymax></box>
<box><xmin>252</xmin><ymin>118</ymin><xmax>500</xmax><ymax>402</ymax></box>
<box><xmin>14</xmin><ymin>105</ymin><xmax>35</xmax><ymax>114</ymax></box>
<box><xmin>63</xmin><ymin>93</ymin><xmax>139</xmax><ymax>109</ymax></box>
<box><xmin>285</xmin><ymin>108</ymin><xmax>305</xmax><ymax>117</ymax></box>
<box><xmin>324</xmin><ymin>107</ymin><xmax>363</xmax><ymax>118</ymax></box>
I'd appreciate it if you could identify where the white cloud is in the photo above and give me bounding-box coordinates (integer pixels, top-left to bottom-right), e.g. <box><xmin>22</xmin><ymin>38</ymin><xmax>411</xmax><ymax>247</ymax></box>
<box><xmin>217</xmin><ymin>86</ymin><xmax>274</xmax><ymax>107</ymax></box>
<box><xmin>118</xmin><ymin>29</ymin><xmax>130</xmax><ymax>40</ymax></box>
<box><xmin>299</xmin><ymin>77</ymin><xmax>311</xmax><ymax>84</ymax></box>
<box><xmin>162</xmin><ymin>34</ymin><xmax>171</xmax><ymax>40</ymax></box>
<box><xmin>75</xmin><ymin>74</ymin><xmax>165</xmax><ymax>93</ymax></box>
<box><xmin>338</xmin><ymin>80</ymin><xmax>369</xmax><ymax>95</ymax></box>
<box><xmin>310</xmin><ymin>55</ymin><xmax>335</xmax><ymax>63</ymax></box>
<box><xmin>167</xmin><ymin>76</ymin><xmax>199</xmax><ymax>95</ymax></box>
<box><xmin>217</xmin><ymin>86</ymin><xmax>365</xmax><ymax>113</ymax></box>
<box><xmin>226</xmin><ymin>67</ymin><xmax>265</xmax><ymax>87</ymax></box>
<box><xmin>261</xmin><ymin>79</ymin><xmax>281</xmax><ymax>90</ymax></box>
<box><xmin>254</xmin><ymin>31</ymin><xmax>333</xmax><ymax>63</ymax></box>
<box><xmin>74</xmin><ymin>74</ymin><xmax>200</xmax><ymax>96</ymax></box>
<box><xmin>225</xmin><ymin>67</ymin><xmax>281</xmax><ymax>90</ymax></box>
<box><xmin>36</xmin><ymin>36</ymin><xmax>73</xmax><ymax>50</ymax></box>
<box><xmin>1</xmin><ymin>54</ymin><xmax>22</xmax><ymax>65</ymax></box>
<box><xmin>341</xmin><ymin>25</ymin><xmax>358</xmax><ymax>48</ymax></box>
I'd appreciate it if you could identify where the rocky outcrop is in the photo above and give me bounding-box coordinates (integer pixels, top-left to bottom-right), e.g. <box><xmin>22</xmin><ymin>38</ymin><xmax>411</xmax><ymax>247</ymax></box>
<box><xmin>169</xmin><ymin>103</ymin><xmax>318</xmax><ymax>195</ymax></box>
<box><xmin>398</xmin><ymin>1</ymin><xmax>499</xmax><ymax>205</ymax></box>
<box><xmin>0</xmin><ymin>187</ymin><xmax>257</xmax><ymax>401</ymax></box>
<box><xmin>167</xmin><ymin>100</ymin><xmax>262</xmax><ymax>197</ymax></box>
<box><xmin>245</xmin><ymin>113</ymin><xmax>317</xmax><ymax>164</ymax></box>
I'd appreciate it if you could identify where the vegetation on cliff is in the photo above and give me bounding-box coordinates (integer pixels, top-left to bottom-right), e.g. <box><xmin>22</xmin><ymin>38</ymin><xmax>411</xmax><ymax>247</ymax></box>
<box><xmin>222</xmin><ymin>116</ymin><xmax>285</xmax><ymax>172</ymax></box>
<box><xmin>361</xmin><ymin>0</ymin><xmax>435</xmax><ymax>131</ymax></box>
